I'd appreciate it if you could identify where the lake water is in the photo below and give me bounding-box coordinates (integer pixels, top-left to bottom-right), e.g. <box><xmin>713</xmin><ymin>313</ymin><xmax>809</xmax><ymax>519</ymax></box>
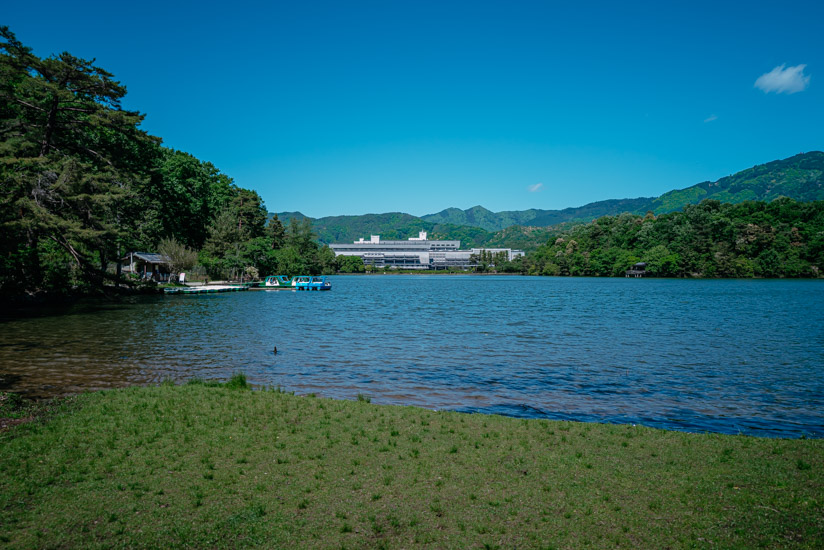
<box><xmin>1</xmin><ymin>276</ymin><xmax>822</xmax><ymax>438</ymax></box>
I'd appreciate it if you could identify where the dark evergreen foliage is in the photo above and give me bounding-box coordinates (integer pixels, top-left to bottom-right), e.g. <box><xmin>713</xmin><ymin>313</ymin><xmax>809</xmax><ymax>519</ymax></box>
<box><xmin>0</xmin><ymin>27</ymin><xmax>330</xmax><ymax>299</ymax></box>
<box><xmin>0</xmin><ymin>26</ymin><xmax>158</xmax><ymax>298</ymax></box>
<box><xmin>523</xmin><ymin>199</ymin><xmax>824</xmax><ymax>278</ymax></box>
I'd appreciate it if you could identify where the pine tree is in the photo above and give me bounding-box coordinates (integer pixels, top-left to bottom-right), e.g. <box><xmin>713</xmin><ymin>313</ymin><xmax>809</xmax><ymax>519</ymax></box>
<box><xmin>0</xmin><ymin>27</ymin><xmax>158</xmax><ymax>295</ymax></box>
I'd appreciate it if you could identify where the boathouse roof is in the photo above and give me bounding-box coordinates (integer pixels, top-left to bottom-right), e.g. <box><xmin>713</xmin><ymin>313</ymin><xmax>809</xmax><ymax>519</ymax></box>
<box><xmin>128</xmin><ymin>252</ymin><xmax>169</xmax><ymax>264</ymax></box>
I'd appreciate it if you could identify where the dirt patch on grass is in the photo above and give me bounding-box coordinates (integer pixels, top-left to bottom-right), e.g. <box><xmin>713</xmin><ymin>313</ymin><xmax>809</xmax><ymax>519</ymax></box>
<box><xmin>0</xmin><ymin>416</ymin><xmax>34</xmax><ymax>431</ymax></box>
<box><xmin>0</xmin><ymin>392</ymin><xmax>79</xmax><ymax>434</ymax></box>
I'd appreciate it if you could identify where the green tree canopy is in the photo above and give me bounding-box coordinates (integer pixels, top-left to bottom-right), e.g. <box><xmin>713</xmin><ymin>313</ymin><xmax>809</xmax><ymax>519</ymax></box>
<box><xmin>525</xmin><ymin>199</ymin><xmax>824</xmax><ymax>278</ymax></box>
<box><xmin>1</xmin><ymin>27</ymin><xmax>158</xmax><ymax>296</ymax></box>
<box><xmin>0</xmin><ymin>26</ymin><xmax>335</xmax><ymax>298</ymax></box>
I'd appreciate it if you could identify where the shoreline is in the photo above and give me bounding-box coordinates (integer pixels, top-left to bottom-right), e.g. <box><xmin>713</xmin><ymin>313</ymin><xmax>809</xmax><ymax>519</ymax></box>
<box><xmin>4</xmin><ymin>271</ymin><xmax>823</xmax><ymax>309</ymax></box>
<box><xmin>2</xmin><ymin>377</ymin><xmax>821</xmax><ymax>440</ymax></box>
<box><xmin>2</xmin><ymin>382</ymin><xmax>821</xmax><ymax>548</ymax></box>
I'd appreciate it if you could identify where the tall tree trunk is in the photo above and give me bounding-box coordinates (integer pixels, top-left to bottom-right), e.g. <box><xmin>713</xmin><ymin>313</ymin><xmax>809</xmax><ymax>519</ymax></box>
<box><xmin>40</xmin><ymin>94</ymin><xmax>59</xmax><ymax>157</ymax></box>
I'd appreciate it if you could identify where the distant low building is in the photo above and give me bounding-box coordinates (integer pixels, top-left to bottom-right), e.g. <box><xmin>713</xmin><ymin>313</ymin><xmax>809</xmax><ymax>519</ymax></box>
<box><xmin>329</xmin><ymin>231</ymin><xmax>524</xmax><ymax>270</ymax></box>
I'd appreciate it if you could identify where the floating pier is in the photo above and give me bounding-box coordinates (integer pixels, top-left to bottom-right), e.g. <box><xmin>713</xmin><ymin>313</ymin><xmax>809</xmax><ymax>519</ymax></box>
<box><xmin>163</xmin><ymin>285</ymin><xmax>248</xmax><ymax>295</ymax></box>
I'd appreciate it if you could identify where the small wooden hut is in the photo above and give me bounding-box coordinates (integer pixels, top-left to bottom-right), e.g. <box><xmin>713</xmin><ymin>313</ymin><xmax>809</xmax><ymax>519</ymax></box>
<box><xmin>123</xmin><ymin>252</ymin><xmax>171</xmax><ymax>282</ymax></box>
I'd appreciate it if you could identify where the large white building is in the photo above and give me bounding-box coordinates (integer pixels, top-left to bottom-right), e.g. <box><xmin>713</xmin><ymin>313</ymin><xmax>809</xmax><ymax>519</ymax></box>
<box><xmin>330</xmin><ymin>231</ymin><xmax>524</xmax><ymax>270</ymax></box>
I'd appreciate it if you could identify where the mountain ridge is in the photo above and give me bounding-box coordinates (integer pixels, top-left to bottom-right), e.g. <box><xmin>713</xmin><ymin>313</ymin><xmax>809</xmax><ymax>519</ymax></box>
<box><xmin>275</xmin><ymin>151</ymin><xmax>824</xmax><ymax>247</ymax></box>
<box><xmin>418</xmin><ymin>151</ymin><xmax>824</xmax><ymax>230</ymax></box>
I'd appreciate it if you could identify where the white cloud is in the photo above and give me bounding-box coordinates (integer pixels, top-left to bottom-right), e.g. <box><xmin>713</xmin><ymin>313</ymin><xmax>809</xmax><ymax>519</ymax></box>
<box><xmin>528</xmin><ymin>183</ymin><xmax>543</xmax><ymax>193</ymax></box>
<box><xmin>755</xmin><ymin>64</ymin><xmax>810</xmax><ymax>94</ymax></box>
<box><xmin>704</xmin><ymin>114</ymin><xmax>718</xmax><ymax>123</ymax></box>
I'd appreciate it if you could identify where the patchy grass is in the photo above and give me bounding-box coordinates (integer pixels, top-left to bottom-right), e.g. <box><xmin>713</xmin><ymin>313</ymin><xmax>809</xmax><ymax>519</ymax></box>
<box><xmin>0</xmin><ymin>391</ymin><xmax>29</xmax><ymax>419</ymax></box>
<box><xmin>0</xmin><ymin>384</ymin><xmax>822</xmax><ymax>548</ymax></box>
<box><xmin>1</xmin><ymin>391</ymin><xmax>80</xmax><ymax>432</ymax></box>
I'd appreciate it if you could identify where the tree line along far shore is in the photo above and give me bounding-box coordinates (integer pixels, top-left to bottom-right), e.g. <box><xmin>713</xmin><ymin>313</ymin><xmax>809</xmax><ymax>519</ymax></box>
<box><xmin>2</xmin><ymin>26</ymin><xmax>822</xmax><ymax>302</ymax></box>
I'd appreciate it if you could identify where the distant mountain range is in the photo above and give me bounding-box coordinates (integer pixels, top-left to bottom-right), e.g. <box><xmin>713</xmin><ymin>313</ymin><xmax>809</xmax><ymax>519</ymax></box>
<box><xmin>276</xmin><ymin>151</ymin><xmax>824</xmax><ymax>250</ymax></box>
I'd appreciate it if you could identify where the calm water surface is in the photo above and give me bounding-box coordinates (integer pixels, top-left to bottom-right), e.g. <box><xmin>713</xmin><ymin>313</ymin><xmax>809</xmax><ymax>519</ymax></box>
<box><xmin>2</xmin><ymin>276</ymin><xmax>822</xmax><ymax>438</ymax></box>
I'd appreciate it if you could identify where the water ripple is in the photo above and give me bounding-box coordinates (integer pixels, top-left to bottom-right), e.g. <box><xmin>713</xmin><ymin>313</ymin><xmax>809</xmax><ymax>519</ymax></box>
<box><xmin>1</xmin><ymin>276</ymin><xmax>823</xmax><ymax>438</ymax></box>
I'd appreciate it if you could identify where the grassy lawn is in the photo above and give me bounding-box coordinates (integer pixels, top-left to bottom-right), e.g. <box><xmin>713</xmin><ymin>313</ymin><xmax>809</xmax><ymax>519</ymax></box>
<box><xmin>1</xmin><ymin>379</ymin><xmax>821</xmax><ymax>548</ymax></box>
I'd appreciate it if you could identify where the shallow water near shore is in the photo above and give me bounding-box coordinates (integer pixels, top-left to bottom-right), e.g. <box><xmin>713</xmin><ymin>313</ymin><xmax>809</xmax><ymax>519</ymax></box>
<box><xmin>1</xmin><ymin>275</ymin><xmax>822</xmax><ymax>438</ymax></box>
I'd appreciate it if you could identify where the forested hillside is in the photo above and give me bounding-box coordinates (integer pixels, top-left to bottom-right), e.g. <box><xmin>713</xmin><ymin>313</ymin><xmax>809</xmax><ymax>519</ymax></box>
<box><xmin>420</xmin><ymin>198</ymin><xmax>655</xmax><ymax>231</ymax></box>
<box><xmin>522</xmin><ymin>199</ymin><xmax>824</xmax><ymax>278</ymax></box>
<box><xmin>277</xmin><ymin>211</ymin><xmax>503</xmax><ymax>249</ymax></box>
<box><xmin>285</xmin><ymin>152</ymin><xmax>824</xmax><ymax>242</ymax></box>
<box><xmin>425</xmin><ymin>152</ymin><xmax>824</xmax><ymax>230</ymax></box>
<box><xmin>3</xmin><ymin>26</ymin><xmax>821</xmax><ymax>302</ymax></box>
<box><xmin>0</xmin><ymin>27</ymin><xmax>334</xmax><ymax>301</ymax></box>
<box><xmin>651</xmin><ymin>152</ymin><xmax>824</xmax><ymax>213</ymax></box>
<box><xmin>310</xmin><ymin>198</ymin><xmax>824</xmax><ymax>278</ymax></box>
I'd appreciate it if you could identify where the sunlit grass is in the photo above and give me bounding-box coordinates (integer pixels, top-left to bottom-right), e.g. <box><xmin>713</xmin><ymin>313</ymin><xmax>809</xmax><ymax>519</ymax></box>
<box><xmin>0</xmin><ymin>383</ymin><xmax>822</xmax><ymax>548</ymax></box>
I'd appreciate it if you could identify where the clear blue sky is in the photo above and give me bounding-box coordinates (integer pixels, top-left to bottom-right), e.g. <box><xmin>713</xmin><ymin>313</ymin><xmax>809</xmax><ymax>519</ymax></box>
<box><xmin>5</xmin><ymin>1</ymin><xmax>822</xmax><ymax>217</ymax></box>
